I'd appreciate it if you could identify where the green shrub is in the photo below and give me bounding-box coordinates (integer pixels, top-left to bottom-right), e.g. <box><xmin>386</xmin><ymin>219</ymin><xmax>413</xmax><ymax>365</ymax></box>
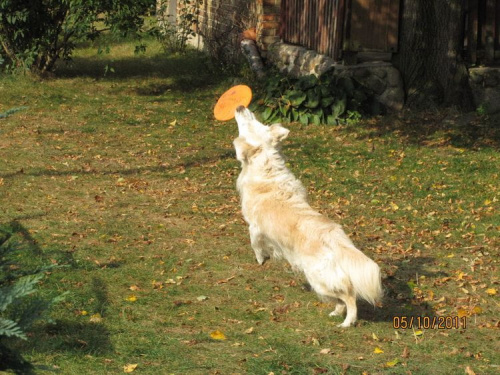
<box><xmin>249</xmin><ymin>70</ymin><xmax>379</xmax><ymax>125</ymax></box>
<box><xmin>0</xmin><ymin>0</ymin><xmax>154</xmax><ymax>74</ymax></box>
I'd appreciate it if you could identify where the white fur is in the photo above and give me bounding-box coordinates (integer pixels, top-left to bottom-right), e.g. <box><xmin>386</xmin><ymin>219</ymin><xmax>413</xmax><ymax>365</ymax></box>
<box><xmin>233</xmin><ymin>106</ymin><xmax>383</xmax><ymax>327</ymax></box>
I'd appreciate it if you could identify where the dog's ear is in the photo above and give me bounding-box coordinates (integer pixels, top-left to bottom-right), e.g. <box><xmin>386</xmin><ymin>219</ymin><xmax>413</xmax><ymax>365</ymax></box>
<box><xmin>233</xmin><ymin>137</ymin><xmax>261</xmax><ymax>163</ymax></box>
<box><xmin>270</xmin><ymin>124</ymin><xmax>290</xmax><ymax>145</ymax></box>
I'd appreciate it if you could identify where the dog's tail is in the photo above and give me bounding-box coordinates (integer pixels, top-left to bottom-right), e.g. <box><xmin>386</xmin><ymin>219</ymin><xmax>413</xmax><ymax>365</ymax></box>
<box><xmin>327</xmin><ymin>229</ymin><xmax>383</xmax><ymax>306</ymax></box>
<box><xmin>348</xmin><ymin>253</ymin><xmax>383</xmax><ymax>306</ymax></box>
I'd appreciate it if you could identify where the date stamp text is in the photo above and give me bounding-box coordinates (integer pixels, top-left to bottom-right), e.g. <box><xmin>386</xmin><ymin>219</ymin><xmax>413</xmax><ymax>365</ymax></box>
<box><xmin>393</xmin><ymin>316</ymin><xmax>466</xmax><ymax>330</ymax></box>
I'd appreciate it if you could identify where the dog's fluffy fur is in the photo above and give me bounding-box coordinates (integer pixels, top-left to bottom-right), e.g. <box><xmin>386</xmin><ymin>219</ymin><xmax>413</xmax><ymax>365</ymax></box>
<box><xmin>233</xmin><ymin>106</ymin><xmax>382</xmax><ymax>327</ymax></box>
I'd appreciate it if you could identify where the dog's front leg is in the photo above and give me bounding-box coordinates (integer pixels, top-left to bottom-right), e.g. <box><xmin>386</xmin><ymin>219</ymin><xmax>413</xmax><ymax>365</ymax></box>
<box><xmin>249</xmin><ymin>226</ymin><xmax>270</xmax><ymax>265</ymax></box>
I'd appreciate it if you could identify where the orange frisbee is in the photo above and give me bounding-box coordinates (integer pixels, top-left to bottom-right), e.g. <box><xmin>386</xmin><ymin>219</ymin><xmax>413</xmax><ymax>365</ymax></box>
<box><xmin>214</xmin><ymin>85</ymin><xmax>252</xmax><ymax>121</ymax></box>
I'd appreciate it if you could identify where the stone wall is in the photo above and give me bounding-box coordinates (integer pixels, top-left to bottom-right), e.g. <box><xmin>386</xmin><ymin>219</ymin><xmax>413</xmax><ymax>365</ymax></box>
<box><xmin>268</xmin><ymin>42</ymin><xmax>405</xmax><ymax>112</ymax></box>
<box><xmin>468</xmin><ymin>67</ymin><xmax>500</xmax><ymax>114</ymax></box>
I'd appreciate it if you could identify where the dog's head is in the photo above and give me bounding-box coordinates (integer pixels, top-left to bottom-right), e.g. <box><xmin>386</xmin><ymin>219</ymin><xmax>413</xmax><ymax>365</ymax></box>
<box><xmin>233</xmin><ymin>106</ymin><xmax>289</xmax><ymax>164</ymax></box>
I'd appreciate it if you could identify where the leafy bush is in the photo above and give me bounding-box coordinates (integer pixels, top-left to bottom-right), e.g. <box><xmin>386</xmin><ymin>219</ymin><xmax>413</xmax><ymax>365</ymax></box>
<box><xmin>0</xmin><ymin>224</ymin><xmax>65</xmax><ymax>372</ymax></box>
<box><xmin>249</xmin><ymin>70</ymin><xmax>379</xmax><ymax>125</ymax></box>
<box><xmin>0</xmin><ymin>0</ymin><xmax>154</xmax><ymax>74</ymax></box>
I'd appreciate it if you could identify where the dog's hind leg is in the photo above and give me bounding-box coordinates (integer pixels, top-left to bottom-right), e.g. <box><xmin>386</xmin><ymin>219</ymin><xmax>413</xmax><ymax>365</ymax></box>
<box><xmin>249</xmin><ymin>226</ymin><xmax>271</xmax><ymax>265</ymax></box>
<box><xmin>328</xmin><ymin>298</ymin><xmax>346</xmax><ymax>317</ymax></box>
<box><xmin>336</xmin><ymin>293</ymin><xmax>357</xmax><ymax>328</ymax></box>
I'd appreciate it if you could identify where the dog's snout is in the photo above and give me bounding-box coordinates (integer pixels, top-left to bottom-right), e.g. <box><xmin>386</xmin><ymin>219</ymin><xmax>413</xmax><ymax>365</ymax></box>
<box><xmin>235</xmin><ymin>105</ymin><xmax>246</xmax><ymax>113</ymax></box>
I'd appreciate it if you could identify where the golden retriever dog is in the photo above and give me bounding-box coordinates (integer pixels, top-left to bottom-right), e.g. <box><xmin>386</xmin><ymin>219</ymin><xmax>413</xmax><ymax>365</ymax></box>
<box><xmin>233</xmin><ymin>106</ymin><xmax>382</xmax><ymax>327</ymax></box>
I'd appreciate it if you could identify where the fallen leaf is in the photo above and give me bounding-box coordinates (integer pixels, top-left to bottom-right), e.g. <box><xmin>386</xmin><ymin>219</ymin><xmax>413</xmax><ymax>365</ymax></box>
<box><xmin>123</xmin><ymin>363</ymin><xmax>138</xmax><ymax>373</ymax></box>
<box><xmin>126</xmin><ymin>295</ymin><xmax>137</xmax><ymax>302</ymax></box>
<box><xmin>374</xmin><ymin>347</ymin><xmax>384</xmax><ymax>354</ymax></box>
<box><xmin>244</xmin><ymin>327</ymin><xmax>254</xmax><ymax>334</ymax></box>
<box><xmin>457</xmin><ymin>308</ymin><xmax>468</xmax><ymax>318</ymax></box>
<box><xmin>471</xmin><ymin>306</ymin><xmax>482</xmax><ymax>315</ymax></box>
<box><xmin>372</xmin><ymin>332</ymin><xmax>379</xmax><ymax>341</ymax></box>
<box><xmin>169</xmin><ymin>119</ymin><xmax>177</xmax><ymax>126</ymax></box>
<box><xmin>486</xmin><ymin>288</ymin><xmax>497</xmax><ymax>296</ymax></box>
<box><xmin>129</xmin><ymin>285</ymin><xmax>140</xmax><ymax>291</ymax></box>
<box><xmin>385</xmin><ymin>358</ymin><xmax>399</xmax><ymax>368</ymax></box>
<box><xmin>390</xmin><ymin>202</ymin><xmax>399</xmax><ymax>211</ymax></box>
<box><xmin>319</xmin><ymin>348</ymin><xmax>331</xmax><ymax>355</ymax></box>
<box><xmin>413</xmin><ymin>330</ymin><xmax>423</xmax><ymax>337</ymax></box>
<box><xmin>210</xmin><ymin>330</ymin><xmax>227</xmax><ymax>340</ymax></box>
<box><xmin>465</xmin><ymin>366</ymin><xmax>476</xmax><ymax>375</ymax></box>
<box><xmin>401</xmin><ymin>346</ymin><xmax>410</xmax><ymax>358</ymax></box>
<box><xmin>197</xmin><ymin>295</ymin><xmax>209</xmax><ymax>302</ymax></box>
<box><xmin>89</xmin><ymin>313</ymin><xmax>102</xmax><ymax>323</ymax></box>
<box><xmin>216</xmin><ymin>276</ymin><xmax>235</xmax><ymax>284</ymax></box>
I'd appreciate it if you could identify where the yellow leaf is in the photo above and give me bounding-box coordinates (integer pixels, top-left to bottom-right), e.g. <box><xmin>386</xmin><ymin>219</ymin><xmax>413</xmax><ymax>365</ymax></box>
<box><xmin>210</xmin><ymin>330</ymin><xmax>227</xmax><ymax>340</ymax></box>
<box><xmin>169</xmin><ymin>119</ymin><xmax>177</xmax><ymax>126</ymax></box>
<box><xmin>413</xmin><ymin>330</ymin><xmax>423</xmax><ymax>337</ymax></box>
<box><xmin>126</xmin><ymin>295</ymin><xmax>137</xmax><ymax>302</ymax></box>
<box><xmin>390</xmin><ymin>202</ymin><xmax>399</xmax><ymax>211</ymax></box>
<box><xmin>385</xmin><ymin>359</ymin><xmax>399</xmax><ymax>367</ymax></box>
<box><xmin>129</xmin><ymin>285</ymin><xmax>140</xmax><ymax>291</ymax></box>
<box><xmin>372</xmin><ymin>332</ymin><xmax>379</xmax><ymax>341</ymax></box>
<box><xmin>89</xmin><ymin>313</ymin><xmax>102</xmax><ymax>323</ymax></box>
<box><xmin>244</xmin><ymin>327</ymin><xmax>254</xmax><ymax>334</ymax></box>
<box><xmin>471</xmin><ymin>306</ymin><xmax>482</xmax><ymax>315</ymax></box>
<box><xmin>80</xmin><ymin>310</ymin><xmax>88</xmax><ymax>316</ymax></box>
<box><xmin>446</xmin><ymin>253</ymin><xmax>455</xmax><ymax>258</ymax></box>
<box><xmin>486</xmin><ymin>288</ymin><xmax>497</xmax><ymax>296</ymax></box>
<box><xmin>374</xmin><ymin>347</ymin><xmax>384</xmax><ymax>354</ymax></box>
<box><xmin>457</xmin><ymin>308</ymin><xmax>468</xmax><ymax>318</ymax></box>
<box><xmin>123</xmin><ymin>364</ymin><xmax>138</xmax><ymax>373</ymax></box>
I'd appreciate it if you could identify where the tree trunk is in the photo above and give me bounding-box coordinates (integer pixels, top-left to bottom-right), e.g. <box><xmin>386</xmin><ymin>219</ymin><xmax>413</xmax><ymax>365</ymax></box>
<box><xmin>394</xmin><ymin>0</ymin><xmax>474</xmax><ymax>110</ymax></box>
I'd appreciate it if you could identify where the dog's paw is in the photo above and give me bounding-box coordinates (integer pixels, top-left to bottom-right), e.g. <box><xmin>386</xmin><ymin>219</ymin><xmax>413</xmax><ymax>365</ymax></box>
<box><xmin>337</xmin><ymin>321</ymin><xmax>353</xmax><ymax>328</ymax></box>
<box><xmin>256</xmin><ymin>255</ymin><xmax>270</xmax><ymax>265</ymax></box>
<box><xmin>329</xmin><ymin>305</ymin><xmax>346</xmax><ymax>317</ymax></box>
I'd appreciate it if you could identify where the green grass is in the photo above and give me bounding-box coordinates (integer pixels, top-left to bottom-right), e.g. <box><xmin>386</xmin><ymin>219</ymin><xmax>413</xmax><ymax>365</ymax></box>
<box><xmin>1</xmin><ymin>37</ymin><xmax>499</xmax><ymax>374</ymax></box>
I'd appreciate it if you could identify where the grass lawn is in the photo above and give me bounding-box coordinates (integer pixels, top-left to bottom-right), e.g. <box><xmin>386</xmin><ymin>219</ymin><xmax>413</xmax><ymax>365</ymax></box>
<box><xmin>1</xmin><ymin>37</ymin><xmax>499</xmax><ymax>374</ymax></box>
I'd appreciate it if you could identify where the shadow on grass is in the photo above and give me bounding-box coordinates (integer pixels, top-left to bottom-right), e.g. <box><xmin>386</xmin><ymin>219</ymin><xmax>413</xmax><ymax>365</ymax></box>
<box><xmin>359</xmin><ymin>256</ymin><xmax>448</xmax><ymax>325</ymax></box>
<box><xmin>54</xmin><ymin>51</ymin><xmax>222</xmax><ymax>94</ymax></box>
<box><xmin>354</xmin><ymin>110</ymin><xmax>500</xmax><ymax>150</ymax></box>
<box><xmin>0</xmin><ymin>221</ymin><xmax>114</xmax><ymax>371</ymax></box>
<box><xmin>32</xmin><ymin>319</ymin><xmax>113</xmax><ymax>356</ymax></box>
<box><xmin>0</xmin><ymin>150</ymin><xmax>235</xmax><ymax>180</ymax></box>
